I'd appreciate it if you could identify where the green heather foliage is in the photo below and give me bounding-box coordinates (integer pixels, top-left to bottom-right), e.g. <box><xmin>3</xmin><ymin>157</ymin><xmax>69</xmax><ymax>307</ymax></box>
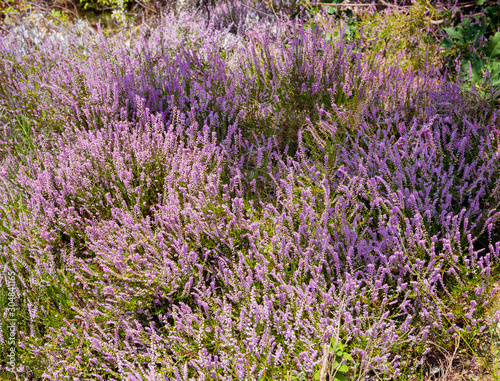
<box><xmin>358</xmin><ymin>0</ymin><xmax>443</xmax><ymax>72</ymax></box>
<box><xmin>0</xmin><ymin>3</ymin><xmax>499</xmax><ymax>380</ymax></box>
<box><xmin>300</xmin><ymin>0</ymin><xmax>444</xmax><ymax>72</ymax></box>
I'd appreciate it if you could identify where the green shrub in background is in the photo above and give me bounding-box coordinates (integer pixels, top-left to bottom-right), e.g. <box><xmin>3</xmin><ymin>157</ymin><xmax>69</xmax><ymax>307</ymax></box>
<box><xmin>301</xmin><ymin>0</ymin><xmax>444</xmax><ymax>73</ymax></box>
<box><xmin>358</xmin><ymin>0</ymin><xmax>444</xmax><ymax>72</ymax></box>
<box><xmin>301</xmin><ymin>0</ymin><xmax>360</xmax><ymax>42</ymax></box>
<box><xmin>78</xmin><ymin>0</ymin><xmax>127</xmax><ymax>11</ymax></box>
<box><xmin>441</xmin><ymin>2</ymin><xmax>500</xmax><ymax>97</ymax></box>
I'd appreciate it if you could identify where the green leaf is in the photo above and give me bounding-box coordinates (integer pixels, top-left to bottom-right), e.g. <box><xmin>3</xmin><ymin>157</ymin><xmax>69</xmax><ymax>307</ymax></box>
<box><xmin>314</xmin><ymin>364</ymin><xmax>349</xmax><ymax>381</ymax></box>
<box><xmin>331</xmin><ymin>339</ymin><xmax>345</xmax><ymax>351</ymax></box>
<box><xmin>460</xmin><ymin>54</ymin><xmax>485</xmax><ymax>83</ymax></box>
<box><xmin>484</xmin><ymin>32</ymin><xmax>500</xmax><ymax>60</ymax></box>
<box><xmin>485</xmin><ymin>61</ymin><xmax>500</xmax><ymax>87</ymax></box>
<box><xmin>487</xmin><ymin>60</ymin><xmax>500</xmax><ymax>75</ymax></box>
<box><xmin>327</xmin><ymin>5</ymin><xmax>335</xmax><ymax>15</ymax></box>
<box><xmin>337</xmin><ymin>351</ymin><xmax>353</xmax><ymax>362</ymax></box>
<box><xmin>444</xmin><ymin>27</ymin><xmax>463</xmax><ymax>41</ymax></box>
<box><xmin>314</xmin><ymin>369</ymin><xmax>320</xmax><ymax>381</ymax></box>
<box><xmin>333</xmin><ymin>373</ymin><xmax>349</xmax><ymax>381</ymax></box>
<box><xmin>334</xmin><ymin>360</ymin><xmax>350</xmax><ymax>373</ymax></box>
<box><xmin>476</xmin><ymin>0</ymin><xmax>486</xmax><ymax>5</ymax></box>
<box><xmin>441</xmin><ymin>38</ymin><xmax>455</xmax><ymax>50</ymax></box>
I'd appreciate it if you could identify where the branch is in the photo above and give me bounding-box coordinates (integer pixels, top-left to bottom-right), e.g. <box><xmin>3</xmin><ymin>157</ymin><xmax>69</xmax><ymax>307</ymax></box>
<box><xmin>314</xmin><ymin>2</ymin><xmax>381</xmax><ymax>6</ymax></box>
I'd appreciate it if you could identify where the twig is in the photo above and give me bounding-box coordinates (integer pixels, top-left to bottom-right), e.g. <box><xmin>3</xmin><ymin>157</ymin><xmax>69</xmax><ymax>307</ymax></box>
<box><xmin>18</xmin><ymin>14</ymin><xmax>39</xmax><ymax>42</ymax></box>
<box><xmin>238</xmin><ymin>1</ymin><xmax>278</xmax><ymax>19</ymax></box>
<box><xmin>376</xmin><ymin>0</ymin><xmax>406</xmax><ymax>9</ymax></box>
<box><xmin>461</xmin><ymin>2</ymin><xmax>479</xmax><ymax>7</ymax></box>
<box><xmin>22</xmin><ymin>0</ymin><xmax>77</xmax><ymax>35</ymax></box>
<box><xmin>314</xmin><ymin>2</ymin><xmax>381</xmax><ymax>6</ymax></box>
<box><xmin>23</xmin><ymin>0</ymin><xmax>78</xmax><ymax>18</ymax></box>
<box><xmin>134</xmin><ymin>0</ymin><xmax>158</xmax><ymax>14</ymax></box>
<box><xmin>47</xmin><ymin>4</ymin><xmax>80</xmax><ymax>18</ymax></box>
<box><xmin>429</xmin><ymin>19</ymin><xmax>445</xmax><ymax>25</ymax></box>
<box><xmin>0</xmin><ymin>23</ymin><xmax>10</xmax><ymax>34</ymax></box>
<box><xmin>42</xmin><ymin>9</ymin><xmax>76</xmax><ymax>35</ymax></box>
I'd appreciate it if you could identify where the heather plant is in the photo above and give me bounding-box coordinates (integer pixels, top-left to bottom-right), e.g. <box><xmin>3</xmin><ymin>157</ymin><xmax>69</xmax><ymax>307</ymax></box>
<box><xmin>236</xmin><ymin>24</ymin><xmax>445</xmax><ymax>153</ymax></box>
<box><xmin>302</xmin><ymin>78</ymin><xmax>500</xmax><ymax>374</ymax></box>
<box><xmin>0</xmin><ymin>4</ymin><xmax>500</xmax><ymax>380</ymax></box>
<box><xmin>300</xmin><ymin>0</ymin><xmax>360</xmax><ymax>44</ymax></box>
<box><xmin>358</xmin><ymin>0</ymin><xmax>444</xmax><ymax>72</ymax></box>
<box><xmin>298</xmin><ymin>0</ymin><xmax>444</xmax><ymax>73</ymax></box>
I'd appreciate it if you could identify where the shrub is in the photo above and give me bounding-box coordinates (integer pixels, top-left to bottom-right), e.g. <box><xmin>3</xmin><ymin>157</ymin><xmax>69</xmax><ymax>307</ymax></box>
<box><xmin>441</xmin><ymin>3</ymin><xmax>500</xmax><ymax>96</ymax></box>
<box><xmin>357</xmin><ymin>0</ymin><xmax>444</xmax><ymax>72</ymax></box>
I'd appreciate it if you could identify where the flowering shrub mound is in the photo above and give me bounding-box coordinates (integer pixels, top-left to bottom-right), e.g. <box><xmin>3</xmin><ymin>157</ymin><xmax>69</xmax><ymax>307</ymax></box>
<box><xmin>0</xmin><ymin>8</ymin><xmax>500</xmax><ymax>381</ymax></box>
